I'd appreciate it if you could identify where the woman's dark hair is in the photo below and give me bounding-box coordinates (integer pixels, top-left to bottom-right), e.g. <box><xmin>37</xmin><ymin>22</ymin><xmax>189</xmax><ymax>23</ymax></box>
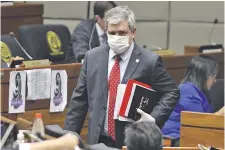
<box><xmin>182</xmin><ymin>55</ymin><xmax>219</xmax><ymax>95</ymax></box>
<box><xmin>94</xmin><ymin>1</ymin><xmax>117</xmax><ymax>18</ymax></box>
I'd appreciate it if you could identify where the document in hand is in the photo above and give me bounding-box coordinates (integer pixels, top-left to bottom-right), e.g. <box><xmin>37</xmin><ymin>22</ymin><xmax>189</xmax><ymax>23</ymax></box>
<box><xmin>119</xmin><ymin>80</ymin><xmax>160</xmax><ymax>121</ymax></box>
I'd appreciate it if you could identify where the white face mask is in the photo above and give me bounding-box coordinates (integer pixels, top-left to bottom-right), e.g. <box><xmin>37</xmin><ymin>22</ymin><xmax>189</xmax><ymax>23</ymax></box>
<box><xmin>107</xmin><ymin>34</ymin><xmax>130</xmax><ymax>54</ymax></box>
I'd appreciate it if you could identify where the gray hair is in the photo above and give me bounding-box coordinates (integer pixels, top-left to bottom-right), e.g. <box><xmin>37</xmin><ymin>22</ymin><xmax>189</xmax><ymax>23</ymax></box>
<box><xmin>104</xmin><ymin>5</ymin><xmax>136</xmax><ymax>31</ymax></box>
<box><xmin>124</xmin><ymin>121</ymin><xmax>163</xmax><ymax>150</ymax></box>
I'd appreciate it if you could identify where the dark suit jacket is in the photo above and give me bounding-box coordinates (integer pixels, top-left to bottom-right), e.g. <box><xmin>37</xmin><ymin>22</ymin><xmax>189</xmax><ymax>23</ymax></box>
<box><xmin>64</xmin><ymin>43</ymin><xmax>180</xmax><ymax>145</ymax></box>
<box><xmin>66</xmin><ymin>19</ymin><xmax>100</xmax><ymax>63</ymax></box>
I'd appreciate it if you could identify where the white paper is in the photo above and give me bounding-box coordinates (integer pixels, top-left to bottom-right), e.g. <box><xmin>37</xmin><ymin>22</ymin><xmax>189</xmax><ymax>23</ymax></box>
<box><xmin>8</xmin><ymin>71</ymin><xmax>26</xmax><ymax>113</ymax></box>
<box><xmin>50</xmin><ymin>70</ymin><xmax>68</xmax><ymax>112</ymax></box>
<box><xmin>26</xmin><ymin>69</ymin><xmax>51</xmax><ymax>100</ymax></box>
<box><xmin>113</xmin><ymin>84</ymin><xmax>134</xmax><ymax>122</ymax></box>
<box><xmin>114</xmin><ymin>84</ymin><xmax>126</xmax><ymax>119</ymax></box>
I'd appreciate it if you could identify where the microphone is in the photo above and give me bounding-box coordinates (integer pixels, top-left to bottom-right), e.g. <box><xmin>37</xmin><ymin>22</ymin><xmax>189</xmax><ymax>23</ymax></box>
<box><xmin>150</xmin><ymin>45</ymin><xmax>162</xmax><ymax>51</ymax></box>
<box><xmin>143</xmin><ymin>45</ymin><xmax>162</xmax><ymax>51</ymax></box>
<box><xmin>208</xmin><ymin>18</ymin><xmax>218</xmax><ymax>44</ymax></box>
<box><xmin>9</xmin><ymin>32</ymin><xmax>33</xmax><ymax>60</ymax></box>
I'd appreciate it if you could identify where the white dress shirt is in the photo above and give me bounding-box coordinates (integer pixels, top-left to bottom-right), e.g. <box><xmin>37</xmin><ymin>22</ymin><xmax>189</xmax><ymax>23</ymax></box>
<box><xmin>103</xmin><ymin>41</ymin><xmax>134</xmax><ymax>134</ymax></box>
<box><xmin>95</xmin><ymin>23</ymin><xmax>105</xmax><ymax>46</ymax></box>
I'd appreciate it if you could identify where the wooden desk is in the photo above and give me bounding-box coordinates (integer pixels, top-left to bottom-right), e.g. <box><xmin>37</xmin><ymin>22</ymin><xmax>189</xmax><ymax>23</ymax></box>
<box><xmin>180</xmin><ymin>111</ymin><xmax>224</xmax><ymax>148</ymax></box>
<box><xmin>1</xmin><ymin>63</ymin><xmax>81</xmax><ymax>113</ymax></box>
<box><xmin>1</xmin><ymin>64</ymin><xmax>81</xmax><ymax>129</ymax></box>
<box><xmin>1</xmin><ymin>3</ymin><xmax>44</xmax><ymax>37</ymax></box>
<box><xmin>0</xmin><ymin>63</ymin><xmax>90</xmax><ymax>141</ymax></box>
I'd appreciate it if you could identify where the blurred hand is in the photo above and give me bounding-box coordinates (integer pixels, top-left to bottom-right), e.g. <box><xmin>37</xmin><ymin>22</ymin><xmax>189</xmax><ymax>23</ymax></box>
<box><xmin>11</xmin><ymin>56</ymin><xmax>24</xmax><ymax>61</ymax></box>
<box><xmin>58</xmin><ymin>133</ymin><xmax>79</xmax><ymax>149</ymax></box>
<box><xmin>28</xmin><ymin>133</ymin><xmax>79</xmax><ymax>150</ymax></box>
<box><xmin>136</xmin><ymin>108</ymin><xmax>155</xmax><ymax>123</ymax></box>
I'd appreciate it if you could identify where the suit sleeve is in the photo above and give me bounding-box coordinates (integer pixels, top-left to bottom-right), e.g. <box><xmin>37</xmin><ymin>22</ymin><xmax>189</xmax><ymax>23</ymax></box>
<box><xmin>64</xmin><ymin>53</ymin><xmax>88</xmax><ymax>134</ymax></box>
<box><xmin>150</xmin><ymin>56</ymin><xmax>180</xmax><ymax>128</ymax></box>
<box><xmin>71</xmin><ymin>23</ymin><xmax>90</xmax><ymax>62</ymax></box>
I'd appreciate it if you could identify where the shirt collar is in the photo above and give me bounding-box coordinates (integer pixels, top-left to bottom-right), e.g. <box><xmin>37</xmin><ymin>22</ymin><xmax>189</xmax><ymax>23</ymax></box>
<box><xmin>95</xmin><ymin>23</ymin><xmax>105</xmax><ymax>37</ymax></box>
<box><xmin>109</xmin><ymin>41</ymin><xmax>134</xmax><ymax>62</ymax></box>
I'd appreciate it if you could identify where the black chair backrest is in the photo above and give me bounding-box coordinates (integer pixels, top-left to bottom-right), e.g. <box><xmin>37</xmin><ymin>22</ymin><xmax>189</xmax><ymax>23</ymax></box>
<box><xmin>18</xmin><ymin>24</ymin><xmax>71</xmax><ymax>64</ymax></box>
<box><xmin>209</xmin><ymin>78</ymin><xmax>224</xmax><ymax>112</ymax></box>
<box><xmin>199</xmin><ymin>44</ymin><xmax>224</xmax><ymax>53</ymax></box>
<box><xmin>1</xmin><ymin>34</ymin><xmax>31</xmax><ymax>62</ymax></box>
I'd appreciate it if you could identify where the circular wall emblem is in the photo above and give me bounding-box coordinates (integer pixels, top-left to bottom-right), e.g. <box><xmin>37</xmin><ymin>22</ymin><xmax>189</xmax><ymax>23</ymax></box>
<box><xmin>46</xmin><ymin>31</ymin><xmax>63</xmax><ymax>55</ymax></box>
<box><xmin>1</xmin><ymin>41</ymin><xmax>12</xmax><ymax>63</ymax></box>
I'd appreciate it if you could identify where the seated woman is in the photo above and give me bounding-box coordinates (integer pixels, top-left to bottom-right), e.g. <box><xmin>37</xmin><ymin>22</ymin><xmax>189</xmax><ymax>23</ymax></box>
<box><xmin>161</xmin><ymin>55</ymin><xmax>224</xmax><ymax>146</ymax></box>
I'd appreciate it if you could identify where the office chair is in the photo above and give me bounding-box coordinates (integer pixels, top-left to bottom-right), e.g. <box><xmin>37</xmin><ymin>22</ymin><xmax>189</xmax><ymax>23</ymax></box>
<box><xmin>1</xmin><ymin>34</ymin><xmax>31</xmax><ymax>61</ymax></box>
<box><xmin>18</xmin><ymin>24</ymin><xmax>71</xmax><ymax>64</ymax></box>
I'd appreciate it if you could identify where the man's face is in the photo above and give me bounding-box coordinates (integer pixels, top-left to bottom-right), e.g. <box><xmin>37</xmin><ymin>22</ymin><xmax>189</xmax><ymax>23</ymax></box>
<box><xmin>107</xmin><ymin>21</ymin><xmax>136</xmax><ymax>45</ymax></box>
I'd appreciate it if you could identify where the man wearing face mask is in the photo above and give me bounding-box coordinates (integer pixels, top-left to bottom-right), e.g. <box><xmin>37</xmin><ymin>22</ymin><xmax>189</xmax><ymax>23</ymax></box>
<box><xmin>66</xmin><ymin>1</ymin><xmax>117</xmax><ymax>63</ymax></box>
<box><xmin>64</xmin><ymin>6</ymin><xmax>180</xmax><ymax>148</ymax></box>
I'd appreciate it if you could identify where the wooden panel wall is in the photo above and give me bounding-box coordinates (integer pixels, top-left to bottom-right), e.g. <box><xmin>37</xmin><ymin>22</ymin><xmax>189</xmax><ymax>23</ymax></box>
<box><xmin>180</xmin><ymin>111</ymin><xmax>224</xmax><ymax>148</ymax></box>
<box><xmin>1</xmin><ymin>3</ymin><xmax>44</xmax><ymax>37</ymax></box>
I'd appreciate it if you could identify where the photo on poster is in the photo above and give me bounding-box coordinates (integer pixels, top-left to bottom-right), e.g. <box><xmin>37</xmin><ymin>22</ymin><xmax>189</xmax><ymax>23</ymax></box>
<box><xmin>50</xmin><ymin>70</ymin><xmax>68</xmax><ymax>112</ymax></box>
<box><xmin>8</xmin><ymin>71</ymin><xmax>26</xmax><ymax>113</ymax></box>
<box><xmin>53</xmin><ymin>72</ymin><xmax>63</xmax><ymax>106</ymax></box>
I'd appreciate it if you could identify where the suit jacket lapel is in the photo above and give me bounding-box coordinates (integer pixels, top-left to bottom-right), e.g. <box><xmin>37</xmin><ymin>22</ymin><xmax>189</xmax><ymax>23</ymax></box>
<box><xmin>99</xmin><ymin>45</ymin><xmax>109</xmax><ymax>103</ymax></box>
<box><xmin>122</xmin><ymin>44</ymin><xmax>141</xmax><ymax>84</ymax></box>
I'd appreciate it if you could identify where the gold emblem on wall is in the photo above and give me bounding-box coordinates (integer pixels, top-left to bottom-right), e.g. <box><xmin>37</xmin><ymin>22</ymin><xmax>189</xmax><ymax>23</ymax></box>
<box><xmin>46</xmin><ymin>31</ymin><xmax>64</xmax><ymax>56</ymax></box>
<box><xmin>1</xmin><ymin>41</ymin><xmax>12</xmax><ymax>63</ymax></box>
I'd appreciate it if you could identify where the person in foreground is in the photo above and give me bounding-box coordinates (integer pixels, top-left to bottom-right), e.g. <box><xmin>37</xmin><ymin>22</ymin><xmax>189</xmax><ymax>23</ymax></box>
<box><xmin>19</xmin><ymin>109</ymin><xmax>162</xmax><ymax>150</ymax></box>
<box><xmin>66</xmin><ymin>1</ymin><xmax>117</xmax><ymax>63</ymax></box>
<box><xmin>64</xmin><ymin>5</ymin><xmax>179</xmax><ymax>148</ymax></box>
<box><xmin>123</xmin><ymin>120</ymin><xmax>162</xmax><ymax>150</ymax></box>
<box><xmin>162</xmin><ymin>55</ymin><xmax>224</xmax><ymax>146</ymax></box>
